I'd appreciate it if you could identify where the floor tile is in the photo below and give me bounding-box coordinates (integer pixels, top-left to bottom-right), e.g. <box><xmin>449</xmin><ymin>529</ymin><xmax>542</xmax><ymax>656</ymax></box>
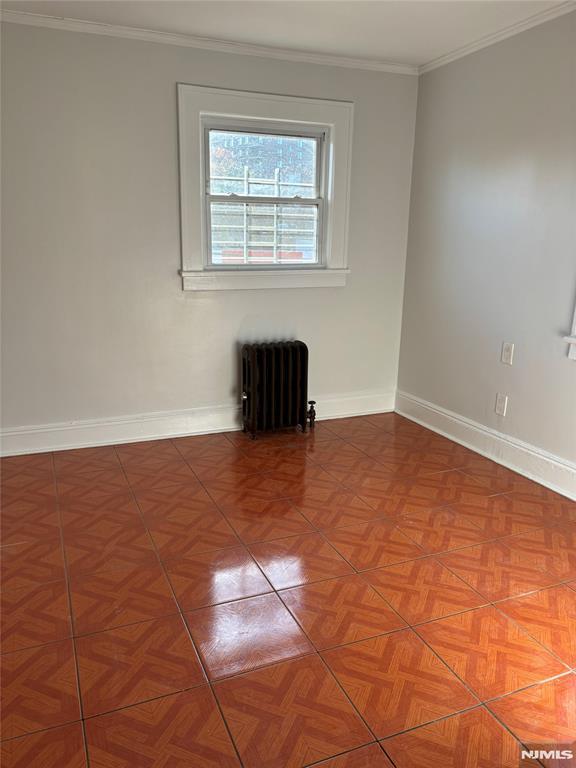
<box><xmin>53</xmin><ymin>446</ymin><xmax>120</xmax><ymax>476</ymax></box>
<box><xmin>458</xmin><ymin>455</ymin><xmax>539</xmax><ymax>494</ymax></box>
<box><xmin>308</xmin><ymin>744</ymin><xmax>393</xmax><ymax>767</ymax></box>
<box><xmin>85</xmin><ymin>687</ymin><xmax>240</xmax><ymax>767</ymax></box>
<box><xmin>58</xmin><ymin>492</ymin><xmax>140</xmax><ymax>526</ymax></box>
<box><xmin>378</xmin><ymin>449</ymin><xmax>466</xmax><ymax>473</ymax></box>
<box><xmin>324</xmin><ymin>520</ymin><xmax>425</xmax><ymax>571</ymax></box>
<box><xmin>0</xmin><ymin>723</ymin><xmax>87</xmax><ymax>768</ymax></box>
<box><xmin>303</xmin><ymin>440</ymin><xmax>368</xmax><ymax>467</ymax></box>
<box><xmin>383</xmin><ymin>707</ymin><xmax>532</xmax><ymax>768</ymax></box>
<box><xmin>1</xmin><ymin>473</ymin><xmax>56</xmax><ymax>498</ymax></box>
<box><xmin>339</xmin><ymin>470</ymin><xmax>494</xmax><ymax>515</ymax></box>
<box><xmin>0</xmin><ymin>640</ymin><xmax>81</xmax><ymax>739</ymax></box>
<box><xmin>396</xmin><ymin>507</ymin><xmax>492</xmax><ymax>554</ymax></box>
<box><xmin>280</xmin><ymin>574</ymin><xmax>406</xmax><ymax>650</ymax></box>
<box><xmin>132</xmin><ymin>480</ymin><xmax>212</xmax><ymax>506</ymax></box>
<box><xmin>497</xmin><ymin>585</ymin><xmax>576</xmax><ymax>666</ymax></box>
<box><xmin>0</xmin><ymin>505</ymin><xmax>61</xmax><ymax>545</ymax></box>
<box><xmin>1</xmin><ymin>540</ymin><xmax>65</xmax><ymax>591</ymax></box>
<box><xmin>215</xmin><ymin>654</ymin><xmax>372</xmax><ymax>768</ymax></box>
<box><xmin>60</xmin><ymin>501</ymin><xmax>143</xmax><ymax>532</ymax></box>
<box><xmin>417</xmin><ymin>606</ymin><xmax>567</xmax><ymax>700</ymax></box>
<box><xmin>147</xmin><ymin>509</ymin><xmax>240</xmax><ymax>561</ymax></box>
<box><xmin>124</xmin><ymin>461</ymin><xmax>199</xmax><ymax>490</ymax></box>
<box><xmin>323</xmin><ymin>629</ymin><xmax>477</xmax><ymax>737</ymax></box>
<box><xmin>221</xmin><ymin>498</ymin><xmax>315</xmax><ymax>543</ymax></box>
<box><xmin>1</xmin><ymin>580</ymin><xmax>71</xmax><ymax>653</ymax></box>
<box><xmin>293</xmin><ymin>489</ymin><xmax>382</xmax><ymax>530</ymax></box>
<box><xmin>189</xmin><ymin>453</ymin><xmax>273</xmax><ymax>483</ymax></box>
<box><xmin>56</xmin><ymin>471</ymin><xmax>129</xmax><ymax>498</ymax></box>
<box><xmin>166</xmin><ymin>546</ymin><xmax>272</xmax><ymax>610</ymax></box>
<box><xmin>488</xmin><ymin>674</ymin><xmax>576</xmax><ymax>766</ymax></box>
<box><xmin>116</xmin><ymin>439</ymin><xmax>183</xmax><ymax>464</ymax></box>
<box><xmin>318</xmin><ymin>454</ymin><xmax>385</xmax><ymax>476</ymax></box>
<box><xmin>1</xmin><ymin>453</ymin><xmax>54</xmax><ymax>476</ymax></box>
<box><xmin>0</xmin><ymin>491</ymin><xmax>58</xmax><ymax>524</ymax></box>
<box><xmin>320</xmin><ymin>417</ymin><xmax>382</xmax><ymax>440</ymax></box>
<box><xmin>264</xmin><ymin>464</ymin><xmax>337</xmax><ymax>485</ymax></box>
<box><xmin>76</xmin><ymin>615</ymin><xmax>205</xmax><ymax>716</ymax></box>
<box><xmin>134</xmin><ymin>484</ymin><xmax>221</xmax><ymax>521</ymax></box>
<box><xmin>64</xmin><ymin>522</ymin><xmax>156</xmax><ymax>577</ymax></box>
<box><xmin>288</xmin><ymin>478</ymin><xmax>369</xmax><ymax>509</ymax></box>
<box><xmin>172</xmin><ymin>433</ymin><xmax>240</xmax><ymax>460</ymax></box>
<box><xmin>439</xmin><ymin>541</ymin><xmax>560</xmax><ymax>601</ymax></box>
<box><xmin>449</xmin><ymin>495</ymin><xmax>553</xmax><ymax>538</ymax></box>
<box><xmin>504</xmin><ymin>491</ymin><xmax>576</xmax><ymax>526</ymax></box>
<box><xmin>365</xmin><ymin>558</ymin><xmax>487</xmax><ymax>625</ymax></box>
<box><xmin>70</xmin><ymin>564</ymin><xmax>178</xmax><ymax>635</ymax></box>
<box><xmin>506</xmin><ymin>527</ymin><xmax>576</xmax><ymax>580</ymax></box>
<box><xmin>249</xmin><ymin>532</ymin><xmax>353</xmax><ymax>589</ymax></box>
<box><xmin>202</xmin><ymin>474</ymin><xmax>293</xmax><ymax>505</ymax></box>
<box><xmin>186</xmin><ymin>593</ymin><xmax>313</xmax><ymax>680</ymax></box>
<box><xmin>370</xmin><ymin>414</ymin><xmax>433</xmax><ymax>437</ymax></box>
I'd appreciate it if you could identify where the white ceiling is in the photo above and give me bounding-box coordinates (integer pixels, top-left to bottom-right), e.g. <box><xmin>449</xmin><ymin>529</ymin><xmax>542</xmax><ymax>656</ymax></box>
<box><xmin>2</xmin><ymin>0</ymin><xmax>573</xmax><ymax>70</ymax></box>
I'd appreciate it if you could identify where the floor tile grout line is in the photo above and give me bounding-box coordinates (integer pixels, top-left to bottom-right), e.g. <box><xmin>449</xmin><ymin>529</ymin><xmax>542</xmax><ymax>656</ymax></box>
<box><xmin>171</xmin><ymin>437</ymin><xmax>282</xmax><ymax>595</ymax></box>
<box><xmin>0</xmin><ymin>717</ymin><xmax>85</xmax><ymax>746</ymax></box>
<box><xmin>489</xmin><ymin>598</ymin><xmax>575</xmax><ymax>671</ymax></box>
<box><xmin>411</xmin><ymin>612</ymin><xmax>572</xmax><ymax>706</ymax></box>
<box><xmin>112</xmin><ymin>443</ymin><xmax>248</xmax><ymax>768</ymax></box>
<box><xmin>302</xmin><ymin>740</ymin><xmax>383</xmax><ymax>768</ymax></box>
<box><xmin>377</xmin><ymin>702</ymin><xmax>547</xmax><ymax>768</ymax></box>
<box><xmin>434</xmin><ymin>540</ymin><xmax>568</xmax><ymax>599</ymax></box>
<box><xmin>49</xmin><ymin>451</ymin><xmax>92</xmax><ymax>768</ymax></box>
<box><xmin>481</xmin><ymin>669</ymin><xmax>575</xmax><ymax>708</ymax></box>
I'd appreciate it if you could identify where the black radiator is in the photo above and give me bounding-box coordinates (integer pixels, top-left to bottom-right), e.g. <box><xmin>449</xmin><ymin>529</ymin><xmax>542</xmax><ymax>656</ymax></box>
<box><xmin>241</xmin><ymin>341</ymin><xmax>316</xmax><ymax>437</ymax></box>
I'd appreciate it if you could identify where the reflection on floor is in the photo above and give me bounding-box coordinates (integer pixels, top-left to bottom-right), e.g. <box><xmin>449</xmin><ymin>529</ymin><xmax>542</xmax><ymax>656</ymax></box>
<box><xmin>1</xmin><ymin>413</ymin><xmax>575</xmax><ymax>767</ymax></box>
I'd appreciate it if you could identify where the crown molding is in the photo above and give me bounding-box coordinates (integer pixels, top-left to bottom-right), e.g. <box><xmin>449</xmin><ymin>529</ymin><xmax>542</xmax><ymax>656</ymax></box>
<box><xmin>0</xmin><ymin>9</ymin><xmax>418</xmax><ymax>75</ymax></box>
<box><xmin>1</xmin><ymin>2</ymin><xmax>574</xmax><ymax>79</ymax></box>
<box><xmin>419</xmin><ymin>0</ymin><xmax>576</xmax><ymax>73</ymax></box>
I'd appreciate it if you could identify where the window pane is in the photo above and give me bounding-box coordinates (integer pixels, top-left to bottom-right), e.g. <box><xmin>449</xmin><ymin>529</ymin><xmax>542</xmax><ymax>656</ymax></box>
<box><xmin>209</xmin><ymin>131</ymin><xmax>317</xmax><ymax>198</ymax></box>
<box><xmin>210</xmin><ymin>202</ymin><xmax>319</xmax><ymax>265</ymax></box>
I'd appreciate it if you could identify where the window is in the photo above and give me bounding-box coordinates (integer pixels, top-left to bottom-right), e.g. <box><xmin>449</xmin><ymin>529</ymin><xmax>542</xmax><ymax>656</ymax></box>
<box><xmin>178</xmin><ymin>85</ymin><xmax>353</xmax><ymax>291</ymax></box>
<box><xmin>206</xmin><ymin>128</ymin><xmax>322</xmax><ymax>267</ymax></box>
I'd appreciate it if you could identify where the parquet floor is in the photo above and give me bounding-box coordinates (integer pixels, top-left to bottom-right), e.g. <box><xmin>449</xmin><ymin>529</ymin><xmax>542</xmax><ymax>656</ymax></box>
<box><xmin>1</xmin><ymin>412</ymin><xmax>575</xmax><ymax>767</ymax></box>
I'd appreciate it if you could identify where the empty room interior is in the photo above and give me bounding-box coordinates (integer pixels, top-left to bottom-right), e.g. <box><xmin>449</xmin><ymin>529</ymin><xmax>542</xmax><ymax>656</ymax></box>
<box><xmin>1</xmin><ymin>1</ymin><xmax>576</xmax><ymax>766</ymax></box>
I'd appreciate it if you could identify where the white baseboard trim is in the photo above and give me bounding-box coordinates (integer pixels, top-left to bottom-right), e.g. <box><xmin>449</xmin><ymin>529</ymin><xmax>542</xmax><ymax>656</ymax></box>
<box><xmin>0</xmin><ymin>389</ymin><xmax>395</xmax><ymax>456</ymax></box>
<box><xmin>396</xmin><ymin>391</ymin><xmax>576</xmax><ymax>501</ymax></box>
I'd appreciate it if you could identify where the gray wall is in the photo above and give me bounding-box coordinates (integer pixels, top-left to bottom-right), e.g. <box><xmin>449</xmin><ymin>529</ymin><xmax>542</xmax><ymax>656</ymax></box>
<box><xmin>399</xmin><ymin>12</ymin><xmax>576</xmax><ymax>462</ymax></box>
<box><xmin>1</xmin><ymin>22</ymin><xmax>418</xmax><ymax>428</ymax></box>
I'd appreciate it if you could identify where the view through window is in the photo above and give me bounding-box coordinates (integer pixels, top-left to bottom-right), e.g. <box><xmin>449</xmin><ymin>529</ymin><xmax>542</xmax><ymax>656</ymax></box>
<box><xmin>206</xmin><ymin>129</ymin><xmax>322</xmax><ymax>267</ymax></box>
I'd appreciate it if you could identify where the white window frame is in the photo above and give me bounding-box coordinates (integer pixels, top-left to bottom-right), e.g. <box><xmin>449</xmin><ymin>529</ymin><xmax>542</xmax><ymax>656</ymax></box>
<box><xmin>177</xmin><ymin>84</ymin><xmax>353</xmax><ymax>291</ymax></box>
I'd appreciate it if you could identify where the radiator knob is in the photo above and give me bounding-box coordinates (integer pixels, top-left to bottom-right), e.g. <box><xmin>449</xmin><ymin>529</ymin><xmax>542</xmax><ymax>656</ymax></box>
<box><xmin>241</xmin><ymin>392</ymin><xmax>248</xmax><ymax>401</ymax></box>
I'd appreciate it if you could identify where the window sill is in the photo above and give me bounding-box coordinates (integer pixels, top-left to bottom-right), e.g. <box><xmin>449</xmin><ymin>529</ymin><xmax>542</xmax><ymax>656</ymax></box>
<box><xmin>180</xmin><ymin>268</ymin><xmax>350</xmax><ymax>291</ymax></box>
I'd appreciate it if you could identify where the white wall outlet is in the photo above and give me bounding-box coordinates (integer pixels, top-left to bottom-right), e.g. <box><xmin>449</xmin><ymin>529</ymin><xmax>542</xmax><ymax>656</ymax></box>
<box><xmin>501</xmin><ymin>342</ymin><xmax>514</xmax><ymax>365</ymax></box>
<box><xmin>495</xmin><ymin>393</ymin><xmax>508</xmax><ymax>416</ymax></box>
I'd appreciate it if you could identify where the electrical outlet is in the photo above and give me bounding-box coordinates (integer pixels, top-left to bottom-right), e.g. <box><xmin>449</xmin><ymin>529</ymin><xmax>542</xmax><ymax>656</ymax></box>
<box><xmin>495</xmin><ymin>393</ymin><xmax>508</xmax><ymax>417</ymax></box>
<box><xmin>501</xmin><ymin>342</ymin><xmax>514</xmax><ymax>365</ymax></box>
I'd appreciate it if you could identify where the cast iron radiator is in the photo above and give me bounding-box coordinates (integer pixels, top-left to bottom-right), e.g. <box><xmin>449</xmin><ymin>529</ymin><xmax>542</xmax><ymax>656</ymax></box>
<box><xmin>241</xmin><ymin>341</ymin><xmax>316</xmax><ymax>437</ymax></box>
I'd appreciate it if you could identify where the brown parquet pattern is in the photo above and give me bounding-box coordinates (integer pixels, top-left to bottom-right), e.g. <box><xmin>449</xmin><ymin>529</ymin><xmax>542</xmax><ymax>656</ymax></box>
<box><xmin>1</xmin><ymin>412</ymin><xmax>575</xmax><ymax>767</ymax></box>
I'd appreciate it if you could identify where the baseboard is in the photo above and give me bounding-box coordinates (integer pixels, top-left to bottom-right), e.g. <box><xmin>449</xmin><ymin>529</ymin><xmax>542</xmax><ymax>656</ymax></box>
<box><xmin>396</xmin><ymin>391</ymin><xmax>576</xmax><ymax>501</ymax></box>
<box><xmin>0</xmin><ymin>389</ymin><xmax>395</xmax><ymax>456</ymax></box>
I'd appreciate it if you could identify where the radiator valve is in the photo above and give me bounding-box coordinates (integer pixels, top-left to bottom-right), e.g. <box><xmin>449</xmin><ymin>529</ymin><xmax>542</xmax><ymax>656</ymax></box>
<box><xmin>307</xmin><ymin>400</ymin><xmax>316</xmax><ymax>431</ymax></box>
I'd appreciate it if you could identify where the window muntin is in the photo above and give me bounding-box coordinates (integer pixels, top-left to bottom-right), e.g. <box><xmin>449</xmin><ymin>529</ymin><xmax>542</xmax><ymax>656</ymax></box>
<box><xmin>205</xmin><ymin>127</ymin><xmax>323</xmax><ymax>267</ymax></box>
